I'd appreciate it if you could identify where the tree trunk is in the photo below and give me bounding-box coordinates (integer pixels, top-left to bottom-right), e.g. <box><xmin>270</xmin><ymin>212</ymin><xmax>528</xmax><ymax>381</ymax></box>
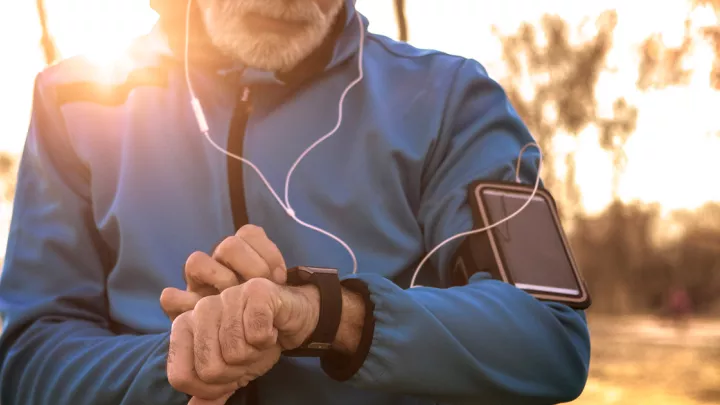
<box><xmin>393</xmin><ymin>0</ymin><xmax>408</xmax><ymax>42</ymax></box>
<box><xmin>37</xmin><ymin>0</ymin><xmax>59</xmax><ymax>65</ymax></box>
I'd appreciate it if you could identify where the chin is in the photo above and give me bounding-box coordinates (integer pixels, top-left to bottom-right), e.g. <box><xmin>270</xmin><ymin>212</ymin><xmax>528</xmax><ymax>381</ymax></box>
<box><xmin>204</xmin><ymin>16</ymin><xmax>333</xmax><ymax>72</ymax></box>
<box><xmin>218</xmin><ymin>29</ymin><xmax>327</xmax><ymax>72</ymax></box>
<box><xmin>240</xmin><ymin>35</ymin><xmax>314</xmax><ymax>72</ymax></box>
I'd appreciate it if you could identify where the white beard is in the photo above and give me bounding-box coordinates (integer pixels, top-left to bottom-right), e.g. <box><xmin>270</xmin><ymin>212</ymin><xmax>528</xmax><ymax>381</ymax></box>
<box><xmin>198</xmin><ymin>0</ymin><xmax>344</xmax><ymax>72</ymax></box>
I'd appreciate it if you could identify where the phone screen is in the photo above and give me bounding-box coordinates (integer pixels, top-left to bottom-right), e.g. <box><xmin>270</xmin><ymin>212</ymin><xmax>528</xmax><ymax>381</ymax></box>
<box><xmin>482</xmin><ymin>189</ymin><xmax>581</xmax><ymax>296</ymax></box>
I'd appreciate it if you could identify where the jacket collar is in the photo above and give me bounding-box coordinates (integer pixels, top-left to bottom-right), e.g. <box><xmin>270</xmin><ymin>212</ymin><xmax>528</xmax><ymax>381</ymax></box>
<box><xmin>144</xmin><ymin>0</ymin><xmax>366</xmax><ymax>86</ymax></box>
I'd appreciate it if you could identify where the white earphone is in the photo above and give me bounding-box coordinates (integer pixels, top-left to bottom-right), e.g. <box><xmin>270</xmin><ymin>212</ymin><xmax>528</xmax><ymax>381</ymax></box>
<box><xmin>183</xmin><ymin>0</ymin><xmax>542</xmax><ymax>287</ymax></box>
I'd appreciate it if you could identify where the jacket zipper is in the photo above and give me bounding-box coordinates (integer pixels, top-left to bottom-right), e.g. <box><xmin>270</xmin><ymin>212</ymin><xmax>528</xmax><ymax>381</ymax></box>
<box><xmin>227</xmin><ymin>85</ymin><xmax>260</xmax><ymax>404</ymax></box>
<box><xmin>227</xmin><ymin>86</ymin><xmax>252</xmax><ymax>232</ymax></box>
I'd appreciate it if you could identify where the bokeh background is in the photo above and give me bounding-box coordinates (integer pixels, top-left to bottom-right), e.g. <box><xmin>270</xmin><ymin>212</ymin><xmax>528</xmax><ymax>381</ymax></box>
<box><xmin>1</xmin><ymin>1</ymin><xmax>719</xmax><ymax>403</ymax></box>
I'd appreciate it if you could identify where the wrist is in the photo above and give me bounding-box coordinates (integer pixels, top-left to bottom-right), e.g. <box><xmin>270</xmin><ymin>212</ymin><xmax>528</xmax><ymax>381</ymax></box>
<box><xmin>289</xmin><ymin>284</ymin><xmax>321</xmax><ymax>345</ymax></box>
<box><xmin>290</xmin><ymin>285</ymin><xmax>365</xmax><ymax>355</ymax></box>
<box><xmin>332</xmin><ymin>288</ymin><xmax>365</xmax><ymax>355</ymax></box>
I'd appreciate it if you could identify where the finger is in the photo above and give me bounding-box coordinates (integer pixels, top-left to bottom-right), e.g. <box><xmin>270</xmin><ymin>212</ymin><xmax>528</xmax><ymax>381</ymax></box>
<box><xmin>213</xmin><ymin>236</ymin><xmax>271</xmax><ymax>283</ymax></box>
<box><xmin>245</xmin><ymin>344</ymin><xmax>282</xmax><ymax>382</ymax></box>
<box><xmin>243</xmin><ymin>285</ymin><xmax>279</xmax><ymax>350</ymax></box>
<box><xmin>236</xmin><ymin>225</ymin><xmax>287</xmax><ymax>284</ymax></box>
<box><xmin>219</xmin><ymin>287</ymin><xmax>263</xmax><ymax>365</ymax></box>
<box><xmin>274</xmin><ymin>285</ymin><xmax>317</xmax><ymax>350</ymax></box>
<box><xmin>167</xmin><ymin>313</ymin><xmax>237</xmax><ymax>400</ymax></box>
<box><xmin>185</xmin><ymin>251</ymin><xmax>241</xmax><ymax>295</ymax></box>
<box><xmin>160</xmin><ymin>288</ymin><xmax>202</xmax><ymax>321</ymax></box>
<box><xmin>193</xmin><ymin>297</ymin><xmax>249</xmax><ymax>385</ymax></box>
<box><xmin>188</xmin><ymin>392</ymin><xmax>235</xmax><ymax>405</ymax></box>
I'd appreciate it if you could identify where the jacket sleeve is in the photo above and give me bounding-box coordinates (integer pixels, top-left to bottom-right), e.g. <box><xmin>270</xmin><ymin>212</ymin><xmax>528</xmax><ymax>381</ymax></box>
<box><xmin>326</xmin><ymin>59</ymin><xmax>590</xmax><ymax>404</ymax></box>
<box><xmin>0</xmin><ymin>73</ymin><xmax>188</xmax><ymax>405</ymax></box>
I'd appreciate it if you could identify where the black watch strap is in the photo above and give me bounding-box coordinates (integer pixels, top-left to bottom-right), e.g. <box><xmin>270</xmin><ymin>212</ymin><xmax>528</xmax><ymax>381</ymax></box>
<box><xmin>284</xmin><ymin>266</ymin><xmax>342</xmax><ymax>357</ymax></box>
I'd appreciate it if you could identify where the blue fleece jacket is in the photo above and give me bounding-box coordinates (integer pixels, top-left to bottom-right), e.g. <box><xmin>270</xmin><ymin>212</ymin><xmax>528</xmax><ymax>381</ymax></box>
<box><xmin>0</xmin><ymin>2</ymin><xmax>590</xmax><ymax>404</ymax></box>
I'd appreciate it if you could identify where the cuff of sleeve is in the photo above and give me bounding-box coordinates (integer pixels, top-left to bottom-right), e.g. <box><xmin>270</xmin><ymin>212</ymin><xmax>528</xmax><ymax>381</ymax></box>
<box><xmin>320</xmin><ymin>278</ymin><xmax>376</xmax><ymax>381</ymax></box>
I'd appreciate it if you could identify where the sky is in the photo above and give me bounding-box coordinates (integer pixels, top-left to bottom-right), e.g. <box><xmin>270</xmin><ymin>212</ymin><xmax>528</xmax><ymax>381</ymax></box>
<box><xmin>1</xmin><ymin>0</ymin><xmax>719</xmax><ymax>256</ymax></box>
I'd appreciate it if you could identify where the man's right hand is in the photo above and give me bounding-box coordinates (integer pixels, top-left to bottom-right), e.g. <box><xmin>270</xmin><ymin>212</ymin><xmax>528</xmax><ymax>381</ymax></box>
<box><xmin>167</xmin><ymin>278</ymin><xmax>319</xmax><ymax>405</ymax></box>
<box><xmin>160</xmin><ymin>225</ymin><xmax>287</xmax><ymax>320</ymax></box>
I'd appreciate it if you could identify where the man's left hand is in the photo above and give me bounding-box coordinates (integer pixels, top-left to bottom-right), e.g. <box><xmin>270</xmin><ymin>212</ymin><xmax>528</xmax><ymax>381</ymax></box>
<box><xmin>161</xmin><ymin>226</ymin><xmax>287</xmax><ymax>321</ymax></box>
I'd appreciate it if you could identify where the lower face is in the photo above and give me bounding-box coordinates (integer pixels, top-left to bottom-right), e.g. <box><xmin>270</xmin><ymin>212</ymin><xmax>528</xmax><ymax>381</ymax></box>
<box><xmin>197</xmin><ymin>0</ymin><xmax>345</xmax><ymax>72</ymax></box>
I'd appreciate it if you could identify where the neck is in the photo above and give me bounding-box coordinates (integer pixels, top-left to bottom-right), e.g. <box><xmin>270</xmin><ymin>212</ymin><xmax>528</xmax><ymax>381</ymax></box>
<box><xmin>275</xmin><ymin>5</ymin><xmax>348</xmax><ymax>84</ymax></box>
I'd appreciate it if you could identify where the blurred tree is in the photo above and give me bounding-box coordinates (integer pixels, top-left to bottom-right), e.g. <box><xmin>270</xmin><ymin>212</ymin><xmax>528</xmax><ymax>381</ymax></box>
<box><xmin>703</xmin><ymin>26</ymin><xmax>720</xmax><ymax>90</ymax></box>
<box><xmin>491</xmin><ymin>13</ymin><xmax>719</xmax><ymax>315</ymax></box>
<box><xmin>641</xmin><ymin>0</ymin><xmax>720</xmax><ymax>91</ymax></box>
<box><xmin>694</xmin><ymin>0</ymin><xmax>720</xmax><ymax>90</ymax></box>
<box><xmin>675</xmin><ymin>225</ymin><xmax>720</xmax><ymax>312</ymax></box>
<box><xmin>0</xmin><ymin>152</ymin><xmax>18</xmax><ymax>202</ymax></box>
<box><xmin>597</xmin><ymin>98</ymin><xmax>638</xmax><ymax>198</ymax></box>
<box><xmin>394</xmin><ymin>0</ymin><xmax>408</xmax><ymax>42</ymax></box>
<box><xmin>570</xmin><ymin>202</ymin><xmax>720</xmax><ymax>314</ymax></box>
<box><xmin>571</xmin><ymin>202</ymin><xmax>662</xmax><ymax>313</ymax></box>
<box><xmin>492</xmin><ymin>12</ymin><xmax>638</xmax><ymax>212</ymax></box>
<box><xmin>637</xmin><ymin>23</ymin><xmax>694</xmax><ymax>91</ymax></box>
<box><xmin>693</xmin><ymin>0</ymin><xmax>720</xmax><ymax>16</ymax></box>
<box><xmin>37</xmin><ymin>0</ymin><xmax>59</xmax><ymax>65</ymax></box>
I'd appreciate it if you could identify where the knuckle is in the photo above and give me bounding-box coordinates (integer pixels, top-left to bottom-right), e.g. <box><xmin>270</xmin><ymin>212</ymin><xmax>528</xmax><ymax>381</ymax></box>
<box><xmin>268</xmin><ymin>241</ymin><xmax>282</xmax><ymax>256</ymax></box>
<box><xmin>195</xmin><ymin>361</ymin><xmax>225</xmax><ymax>383</ymax></box>
<box><xmin>166</xmin><ymin>374</ymin><xmax>186</xmax><ymax>392</ymax></box>
<box><xmin>170</xmin><ymin>313</ymin><xmax>190</xmax><ymax>337</ymax></box>
<box><xmin>214</xmin><ymin>236</ymin><xmax>236</xmax><ymax>258</ymax></box>
<box><xmin>247</xmin><ymin>309</ymin><xmax>271</xmax><ymax>335</ymax></box>
<box><xmin>243</xmin><ymin>277</ymin><xmax>272</xmax><ymax>292</ymax></box>
<box><xmin>238</xmin><ymin>224</ymin><xmax>265</xmax><ymax>237</ymax></box>
<box><xmin>185</xmin><ymin>251</ymin><xmax>208</xmax><ymax>276</ymax></box>
<box><xmin>193</xmin><ymin>333</ymin><xmax>211</xmax><ymax>366</ymax></box>
<box><xmin>167</xmin><ymin>367</ymin><xmax>193</xmax><ymax>392</ymax></box>
<box><xmin>220</xmin><ymin>318</ymin><xmax>248</xmax><ymax>363</ymax></box>
<box><xmin>219</xmin><ymin>285</ymin><xmax>242</xmax><ymax>303</ymax></box>
<box><xmin>194</xmin><ymin>295</ymin><xmax>220</xmax><ymax>314</ymax></box>
<box><xmin>159</xmin><ymin>288</ymin><xmax>173</xmax><ymax>308</ymax></box>
<box><xmin>173</xmin><ymin>311</ymin><xmax>192</xmax><ymax>326</ymax></box>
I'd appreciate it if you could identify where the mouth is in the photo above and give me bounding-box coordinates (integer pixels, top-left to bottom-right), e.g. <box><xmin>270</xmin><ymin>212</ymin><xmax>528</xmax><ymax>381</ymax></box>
<box><xmin>242</xmin><ymin>12</ymin><xmax>309</xmax><ymax>35</ymax></box>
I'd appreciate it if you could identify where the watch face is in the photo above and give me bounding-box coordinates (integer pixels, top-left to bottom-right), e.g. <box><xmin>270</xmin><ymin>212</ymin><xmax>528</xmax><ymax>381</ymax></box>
<box><xmin>306</xmin><ymin>342</ymin><xmax>332</xmax><ymax>350</ymax></box>
<box><xmin>302</xmin><ymin>266</ymin><xmax>338</xmax><ymax>274</ymax></box>
<box><xmin>286</xmin><ymin>266</ymin><xmax>339</xmax><ymax>285</ymax></box>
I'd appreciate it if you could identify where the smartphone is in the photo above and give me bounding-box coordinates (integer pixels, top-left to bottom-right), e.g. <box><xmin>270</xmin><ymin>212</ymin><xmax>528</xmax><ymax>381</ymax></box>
<box><xmin>452</xmin><ymin>181</ymin><xmax>591</xmax><ymax>310</ymax></box>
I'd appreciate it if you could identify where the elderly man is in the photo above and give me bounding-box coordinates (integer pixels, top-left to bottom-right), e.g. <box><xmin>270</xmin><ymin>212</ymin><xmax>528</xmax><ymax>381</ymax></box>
<box><xmin>0</xmin><ymin>0</ymin><xmax>590</xmax><ymax>404</ymax></box>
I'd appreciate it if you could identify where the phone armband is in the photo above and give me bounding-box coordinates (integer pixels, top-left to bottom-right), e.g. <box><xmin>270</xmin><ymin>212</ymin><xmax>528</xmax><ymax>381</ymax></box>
<box><xmin>451</xmin><ymin>181</ymin><xmax>592</xmax><ymax>310</ymax></box>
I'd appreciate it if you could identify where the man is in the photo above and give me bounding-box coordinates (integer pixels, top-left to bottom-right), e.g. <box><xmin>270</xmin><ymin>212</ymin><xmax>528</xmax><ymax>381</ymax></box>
<box><xmin>0</xmin><ymin>0</ymin><xmax>591</xmax><ymax>404</ymax></box>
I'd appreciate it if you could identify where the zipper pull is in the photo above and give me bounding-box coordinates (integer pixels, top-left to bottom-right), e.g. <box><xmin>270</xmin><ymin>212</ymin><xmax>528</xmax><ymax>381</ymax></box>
<box><xmin>240</xmin><ymin>87</ymin><xmax>252</xmax><ymax>113</ymax></box>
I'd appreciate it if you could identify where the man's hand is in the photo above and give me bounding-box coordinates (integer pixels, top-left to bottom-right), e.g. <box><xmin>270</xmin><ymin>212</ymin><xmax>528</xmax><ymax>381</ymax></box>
<box><xmin>161</xmin><ymin>225</ymin><xmax>287</xmax><ymax>320</ymax></box>
<box><xmin>167</xmin><ymin>278</ymin><xmax>320</xmax><ymax>404</ymax></box>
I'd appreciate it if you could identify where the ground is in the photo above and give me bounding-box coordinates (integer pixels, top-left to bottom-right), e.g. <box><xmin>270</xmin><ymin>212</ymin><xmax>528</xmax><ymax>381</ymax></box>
<box><xmin>571</xmin><ymin>315</ymin><xmax>720</xmax><ymax>405</ymax></box>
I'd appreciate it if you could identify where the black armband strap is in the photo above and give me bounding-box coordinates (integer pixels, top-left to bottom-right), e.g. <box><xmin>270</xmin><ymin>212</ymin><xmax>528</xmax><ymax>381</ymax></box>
<box><xmin>320</xmin><ymin>279</ymin><xmax>376</xmax><ymax>381</ymax></box>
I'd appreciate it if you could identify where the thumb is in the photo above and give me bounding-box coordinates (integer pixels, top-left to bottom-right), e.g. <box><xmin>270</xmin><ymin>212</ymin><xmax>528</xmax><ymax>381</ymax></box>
<box><xmin>188</xmin><ymin>392</ymin><xmax>234</xmax><ymax>405</ymax></box>
<box><xmin>274</xmin><ymin>286</ymin><xmax>319</xmax><ymax>349</ymax></box>
<box><xmin>160</xmin><ymin>288</ymin><xmax>202</xmax><ymax>321</ymax></box>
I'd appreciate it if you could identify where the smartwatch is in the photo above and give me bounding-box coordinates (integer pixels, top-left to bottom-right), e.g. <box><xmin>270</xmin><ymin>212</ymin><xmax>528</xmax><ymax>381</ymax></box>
<box><xmin>283</xmin><ymin>266</ymin><xmax>343</xmax><ymax>357</ymax></box>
